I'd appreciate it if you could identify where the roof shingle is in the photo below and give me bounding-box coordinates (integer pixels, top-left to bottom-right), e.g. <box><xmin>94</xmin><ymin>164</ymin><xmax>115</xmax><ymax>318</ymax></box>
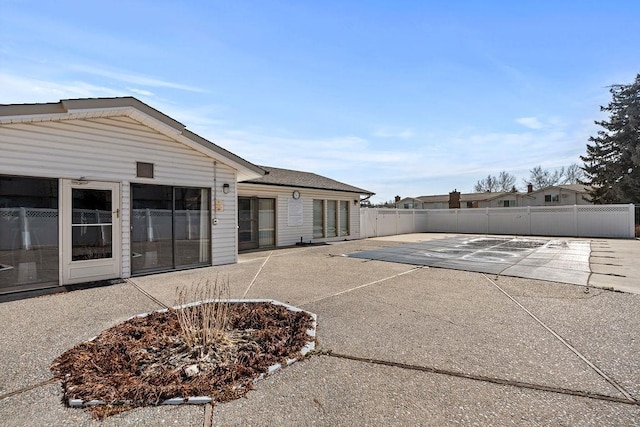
<box><xmin>243</xmin><ymin>165</ymin><xmax>374</xmax><ymax>195</ymax></box>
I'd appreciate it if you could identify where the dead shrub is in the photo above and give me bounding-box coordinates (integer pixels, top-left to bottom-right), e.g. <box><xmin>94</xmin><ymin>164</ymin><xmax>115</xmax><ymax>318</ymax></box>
<box><xmin>175</xmin><ymin>277</ymin><xmax>232</xmax><ymax>359</ymax></box>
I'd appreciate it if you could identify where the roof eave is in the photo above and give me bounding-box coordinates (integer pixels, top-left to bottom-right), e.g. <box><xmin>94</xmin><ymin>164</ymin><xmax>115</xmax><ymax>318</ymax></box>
<box><xmin>0</xmin><ymin>97</ymin><xmax>266</xmax><ymax>181</ymax></box>
<box><xmin>240</xmin><ymin>181</ymin><xmax>374</xmax><ymax>196</ymax></box>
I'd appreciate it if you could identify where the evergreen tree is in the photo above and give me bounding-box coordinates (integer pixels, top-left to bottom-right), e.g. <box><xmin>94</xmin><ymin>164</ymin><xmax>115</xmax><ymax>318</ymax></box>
<box><xmin>581</xmin><ymin>74</ymin><xmax>640</xmax><ymax>204</ymax></box>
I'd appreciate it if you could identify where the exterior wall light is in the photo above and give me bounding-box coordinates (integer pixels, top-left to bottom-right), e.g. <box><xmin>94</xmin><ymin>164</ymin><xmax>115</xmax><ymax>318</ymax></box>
<box><xmin>222</xmin><ymin>183</ymin><xmax>230</xmax><ymax>194</ymax></box>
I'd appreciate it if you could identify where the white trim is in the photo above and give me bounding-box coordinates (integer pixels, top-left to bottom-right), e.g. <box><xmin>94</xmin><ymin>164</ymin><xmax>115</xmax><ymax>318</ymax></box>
<box><xmin>61</xmin><ymin>179</ymin><xmax>122</xmax><ymax>285</ymax></box>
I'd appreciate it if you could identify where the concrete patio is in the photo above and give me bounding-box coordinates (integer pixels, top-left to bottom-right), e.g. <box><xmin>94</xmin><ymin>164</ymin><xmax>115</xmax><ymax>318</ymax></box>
<box><xmin>0</xmin><ymin>233</ymin><xmax>638</xmax><ymax>426</ymax></box>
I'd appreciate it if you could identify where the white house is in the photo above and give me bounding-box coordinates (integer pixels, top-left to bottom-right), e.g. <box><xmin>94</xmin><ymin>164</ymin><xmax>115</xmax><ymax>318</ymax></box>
<box><xmin>0</xmin><ymin>97</ymin><xmax>375</xmax><ymax>297</ymax></box>
<box><xmin>0</xmin><ymin>97</ymin><xmax>265</xmax><ymax>296</ymax></box>
<box><xmin>398</xmin><ymin>185</ymin><xmax>592</xmax><ymax>210</ymax></box>
<box><xmin>481</xmin><ymin>184</ymin><xmax>592</xmax><ymax>207</ymax></box>
<box><xmin>397</xmin><ymin>191</ymin><xmax>513</xmax><ymax>209</ymax></box>
<box><xmin>237</xmin><ymin>166</ymin><xmax>374</xmax><ymax>250</ymax></box>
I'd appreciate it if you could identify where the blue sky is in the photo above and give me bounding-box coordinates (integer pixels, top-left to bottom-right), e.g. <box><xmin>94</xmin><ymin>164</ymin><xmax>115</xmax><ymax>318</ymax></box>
<box><xmin>1</xmin><ymin>1</ymin><xmax>639</xmax><ymax>203</ymax></box>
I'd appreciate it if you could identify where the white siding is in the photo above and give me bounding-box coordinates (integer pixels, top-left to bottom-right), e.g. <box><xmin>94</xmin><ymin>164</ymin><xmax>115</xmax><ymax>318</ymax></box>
<box><xmin>0</xmin><ymin>115</ymin><xmax>240</xmax><ymax>271</ymax></box>
<box><xmin>211</xmin><ymin>165</ymin><xmax>238</xmax><ymax>265</ymax></box>
<box><xmin>238</xmin><ymin>184</ymin><xmax>363</xmax><ymax>247</ymax></box>
<box><xmin>0</xmin><ymin>116</ymin><xmax>218</xmax><ymax>186</ymax></box>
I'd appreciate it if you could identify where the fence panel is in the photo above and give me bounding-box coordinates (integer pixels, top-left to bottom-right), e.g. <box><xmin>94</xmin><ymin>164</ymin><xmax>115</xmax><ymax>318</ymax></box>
<box><xmin>576</xmin><ymin>205</ymin><xmax>634</xmax><ymax>238</ymax></box>
<box><xmin>359</xmin><ymin>204</ymin><xmax>634</xmax><ymax>239</ymax></box>
<box><xmin>360</xmin><ymin>209</ymin><xmax>377</xmax><ymax>238</ymax></box>
<box><xmin>414</xmin><ymin>211</ymin><xmax>429</xmax><ymax>232</ymax></box>
<box><xmin>397</xmin><ymin>210</ymin><xmax>415</xmax><ymax>235</ymax></box>
<box><xmin>426</xmin><ymin>210</ymin><xmax>457</xmax><ymax>232</ymax></box>
<box><xmin>376</xmin><ymin>209</ymin><xmax>397</xmax><ymax>237</ymax></box>
<box><xmin>530</xmin><ymin>207</ymin><xmax>575</xmax><ymax>237</ymax></box>
<box><xmin>457</xmin><ymin>209</ymin><xmax>487</xmax><ymax>234</ymax></box>
<box><xmin>488</xmin><ymin>207</ymin><xmax>530</xmax><ymax>235</ymax></box>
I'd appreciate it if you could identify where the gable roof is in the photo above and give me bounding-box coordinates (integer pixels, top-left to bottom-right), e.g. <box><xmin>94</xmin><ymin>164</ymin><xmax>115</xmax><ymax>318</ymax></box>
<box><xmin>550</xmin><ymin>184</ymin><xmax>590</xmax><ymax>192</ymax></box>
<box><xmin>0</xmin><ymin>97</ymin><xmax>265</xmax><ymax>181</ymax></box>
<box><xmin>412</xmin><ymin>185</ymin><xmax>591</xmax><ymax>204</ymax></box>
<box><xmin>243</xmin><ymin>165</ymin><xmax>374</xmax><ymax>195</ymax></box>
<box><xmin>416</xmin><ymin>192</ymin><xmax>510</xmax><ymax>203</ymax></box>
<box><xmin>397</xmin><ymin>197</ymin><xmax>424</xmax><ymax>204</ymax></box>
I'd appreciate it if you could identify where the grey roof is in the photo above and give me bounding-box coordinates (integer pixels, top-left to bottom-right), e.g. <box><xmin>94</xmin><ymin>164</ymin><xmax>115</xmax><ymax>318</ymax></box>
<box><xmin>417</xmin><ymin>192</ymin><xmax>509</xmax><ymax>203</ymax></box>
<box><xmin>243</xmin><ymin>165</ymin><xmax>374</xmax><ymax>195</ymax></box>
<box><xmin>0</xmin><ymin>97</ymin><xmax>266</xmax><ymax>180</ymax></box>
<box><xmin>553</xmin><ymin>184</ymin><xmax>591</xmax><ymax>192</ymax></box>
<box><xmin>414</xmin><ymin>185</ymin><xmax>591</xmax><ymax>204</ymax></box>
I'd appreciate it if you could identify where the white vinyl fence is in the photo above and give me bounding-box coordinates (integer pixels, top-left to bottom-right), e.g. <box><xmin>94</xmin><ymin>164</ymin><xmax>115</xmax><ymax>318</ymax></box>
<box><xmin>360</xmin><ymin>204</ymin><xmax>636</xmax><ymax>239</ymax></box>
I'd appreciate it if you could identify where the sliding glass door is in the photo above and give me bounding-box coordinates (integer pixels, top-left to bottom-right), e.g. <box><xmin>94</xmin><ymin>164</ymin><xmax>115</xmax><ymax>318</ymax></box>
<box><xmin>238</xmin><ymin>197</ymin><xmax>258</xmax><ymax>251</ymax></box>
<box><xmin>0</xmin><ymin>176</ymin><xmax>59</xmax><ymax>293</ymax></box>
<box><xmin>238</xmin><ymin>197</ymin><xmax>275</xmax><ymax>250</ymax></box>
<box><xmin>131</xmin><ymin>184</ymin><xmax>210</xmax><ymax>274</ymax></box>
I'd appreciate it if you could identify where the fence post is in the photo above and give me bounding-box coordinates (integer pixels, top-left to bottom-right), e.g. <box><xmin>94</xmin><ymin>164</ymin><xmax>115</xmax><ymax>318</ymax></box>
<box><xmin>375</xmin><ymin>209</ymin><xmax>379</xmax><ymax>238</ymax></box>
<box><xmin>630</xmin><ymin>204</ymin><xmax>636</xmax><ymax>238</ymax></box>
<box><xmin>413</xmin><ymin>210</ymin><xmax>416</xmax><ymax>233</ymax></box>
<box><xmin>527</xmin><ymin>206</ymin><xmax>531</xmax><ymax>236</ymax></box>
<box><xmin>426</xmin><ymin>209</ymin><xmax>430</xmax><ymax>232</ymax></box>
<box><xmin>486</xmin><ymin>208</ymin><xmax>490</xmax><ymax>234</ymax></box>
<box><xmin>573</xmin><ymin>205</ymin><xmax>579</xmax><ymax>237</ymax></box>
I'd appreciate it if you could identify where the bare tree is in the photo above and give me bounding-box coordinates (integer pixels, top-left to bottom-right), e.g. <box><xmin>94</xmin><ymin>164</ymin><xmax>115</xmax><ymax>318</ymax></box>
<box><xmin>562</xmin><ymin>163</ymin><xmax>584</xmax><ymax>184</ymax></box>
<box><xmin>474</xmin><ymin>171</ymin><xmax>516</xmax><ymax>192</ymax></box>
<box><xmin>497</xmin><ymin>171</ymin><xmax>517</xmax><ymax>192</ymax></box>
<box><xmin>474</xmin><ymin>174</ymin><xmax>497</xmax><ymax>192</ymax></box>
<box><xmin>525</xmin><ymin>165</ymin><xmax>565</xmax><ymax>190</ymax></box>
<box><xmin>524</xmin><ymin>164</ymin><xmax>585</xmax><ymax>189</ymax></box>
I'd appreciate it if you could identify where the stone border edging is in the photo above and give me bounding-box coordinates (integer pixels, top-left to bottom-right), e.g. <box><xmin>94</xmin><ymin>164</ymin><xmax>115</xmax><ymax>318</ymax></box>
<box><xmin>68</xmin><ymin>299</ymin><xmax>317</xmax><ymax>408</ymax></box>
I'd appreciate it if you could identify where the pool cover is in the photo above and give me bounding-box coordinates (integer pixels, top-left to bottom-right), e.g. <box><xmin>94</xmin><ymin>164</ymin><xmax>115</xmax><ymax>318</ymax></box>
<box><xmin>347</xmin><ymin>236</ymin><xmax>591</xmax><ymax>286</ymax></box>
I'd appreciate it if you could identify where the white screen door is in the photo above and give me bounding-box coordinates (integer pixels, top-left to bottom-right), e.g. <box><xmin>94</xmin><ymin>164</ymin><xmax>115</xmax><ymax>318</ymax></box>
<box><xmin>61</xmin><ymin>180</ymin><xmax>121</xmax><ymax>285</ymax></box>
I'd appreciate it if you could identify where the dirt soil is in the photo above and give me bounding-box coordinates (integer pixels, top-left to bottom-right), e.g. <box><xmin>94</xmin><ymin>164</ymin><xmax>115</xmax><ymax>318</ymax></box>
<box><xmin>51</xmin><ymin>302</ymin><xmax>314</xmax><ymax>419</ymax></box>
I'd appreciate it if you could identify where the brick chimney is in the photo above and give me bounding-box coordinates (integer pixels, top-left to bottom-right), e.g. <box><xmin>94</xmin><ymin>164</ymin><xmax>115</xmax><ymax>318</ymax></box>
<box><xmin>449</xmin><ymin>189</ymin><xmax>461</xmax><ymax>209</ymax></box>
<box><xmin>527</xmin><ymin>183</ymin><xmax>533</xmax><ymax>193</ymax></box>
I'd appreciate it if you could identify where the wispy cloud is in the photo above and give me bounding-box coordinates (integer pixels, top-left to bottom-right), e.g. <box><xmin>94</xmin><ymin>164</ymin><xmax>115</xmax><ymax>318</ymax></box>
<box><xmin>0</xmin><ymin>72</ymin><xmax>123</xmax><ymax>103</ymax></box>
<box><xmin>516</xmin><ymin>117</ymin><xmax>544</xmax><ymax>129</ymax></box>
<box><xmin>67</xmin><ymin>64</ymin><xmax>206</xmax><ymax>93</ymax></box>
<box><xmin>128</xmin><ymin>88</ymin><xmax>154</xmax><ymax>97</ymax></box>
<box><xmin>372</xmin><ymin>127</ymin><xmax>415</xmax><ymax>139</ymax></box>
<box><xmin>0</xmin><ymin>72</ymin><xmax>595</xmax><ymax>202</ymax></box>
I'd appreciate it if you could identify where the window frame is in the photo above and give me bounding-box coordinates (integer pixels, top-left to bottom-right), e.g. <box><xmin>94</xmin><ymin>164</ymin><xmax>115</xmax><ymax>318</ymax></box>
<box><xmin>313</xmin><ymin>199</ymin><xmax>325</xmax><ymax>238</ymax></box>
<box><xmin>339</xmin><ymin>200</ymin><xmax>350</xmax><ymax>237</ymax></box>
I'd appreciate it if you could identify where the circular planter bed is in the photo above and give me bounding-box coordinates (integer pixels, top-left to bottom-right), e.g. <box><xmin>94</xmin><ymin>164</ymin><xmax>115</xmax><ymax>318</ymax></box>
<box><xmin>51</xmin><ymin>299</ymin><xmax>316</xmax><ymax>419</ymax></box>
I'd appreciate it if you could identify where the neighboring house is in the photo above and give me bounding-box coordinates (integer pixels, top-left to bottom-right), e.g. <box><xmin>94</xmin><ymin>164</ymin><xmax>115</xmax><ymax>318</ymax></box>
<box><xmin>0</xmin><ymin>97</ymin><xmax>265</xmax><ymax>295</ymax></box>
<box><xmin>521</xmin><ymin>184</ymin><xmax>592</xmax><ymax>206</ymax></box>
<box><xmin>395</xmin><ymin>197</ymin><xmax>426</xmax><ymax>209</ymax></box>
<box><xmin>237</xmin><ymin>166</ymin><xmax>374</xmax><ymax>250</ymax></box>
<box><xmin>398</xmin><ymin>184</ymin><xmax>592</xmax><ymax>210</ymax></box>
<box><xmin>483</xmin><ymin>184</ymin><xmax>592</xmax><ymax>207</ymax></box>
<box><xmin>398</xmin><ymin>191</ymin><xmax>512</xmax><ymax>209</ymax></box>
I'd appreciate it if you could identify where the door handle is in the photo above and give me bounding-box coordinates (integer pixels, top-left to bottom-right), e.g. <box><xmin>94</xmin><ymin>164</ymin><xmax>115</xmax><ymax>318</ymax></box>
<box><xmin>114</xmin><ymin>208</ymin><xmax>120</xmax><ymax>219</ymax></box>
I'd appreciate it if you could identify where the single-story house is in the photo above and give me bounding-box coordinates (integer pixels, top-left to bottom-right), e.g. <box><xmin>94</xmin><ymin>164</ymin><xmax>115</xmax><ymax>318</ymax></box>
<box><xmin>398</xmin><ymin>184</ymin><xmax>592</xmax><ymax>210</ymax></box>
<box><xmin>0</xmin><ymin>97</ymin><xmax>373</xmax><ymax>296</ymax></box>
<box><xmin>397</xmin><ymin>191</ymin><xmax>512</xmax><ymax>209</ymax></box>
<box><xmin>395</xmin><ymin>197</ymin><xmax>426</xmax><ymax>209</ymax></box>
<box><xmin>479</xmin><ymin>184</ymin><xmax>592</xmax><ymax>208</ymax></box>
<box><xmin>237</xmin><ymin>166</ymin><xmax>374</xmax><ymax>250</ymax></box>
